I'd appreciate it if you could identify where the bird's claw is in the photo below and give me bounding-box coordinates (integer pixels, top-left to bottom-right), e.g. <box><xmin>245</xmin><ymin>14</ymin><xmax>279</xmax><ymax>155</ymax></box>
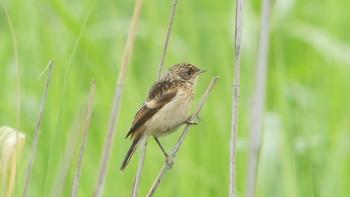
<box><xmin>186</xmin><ymin>116</ymin><xmax>201</xmax><ymax>125</ymax></box>
<box><xmin>166</xmin><ymin>155</ymin><xmax>174</xmax><ymax>169</ymax></box>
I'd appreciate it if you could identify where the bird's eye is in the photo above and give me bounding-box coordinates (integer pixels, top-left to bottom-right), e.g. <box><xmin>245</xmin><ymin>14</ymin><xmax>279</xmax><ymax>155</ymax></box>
<box><xmin>186</xmin><ymin>70</ymin><xmax>192</xmax><ymax>75</ymax></box>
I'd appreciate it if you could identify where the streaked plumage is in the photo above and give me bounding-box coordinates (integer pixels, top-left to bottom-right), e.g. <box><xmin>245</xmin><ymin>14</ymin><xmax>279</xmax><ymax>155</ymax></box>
<box><xmin>120</xmin><ymin>63</ymin><xmax>205</xmax><ymax>171</ymax></box>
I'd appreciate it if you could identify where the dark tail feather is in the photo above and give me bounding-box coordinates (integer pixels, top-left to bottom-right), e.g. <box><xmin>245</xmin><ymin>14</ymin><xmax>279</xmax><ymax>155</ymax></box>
<box><xmin>120</xmin><ymin>138</ymin><xmax>140</xmax><ymax>171</ymax></box>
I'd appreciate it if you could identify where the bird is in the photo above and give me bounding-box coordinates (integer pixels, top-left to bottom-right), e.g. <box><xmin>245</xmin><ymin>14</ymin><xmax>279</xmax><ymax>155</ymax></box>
<box><xmin>120</xmin><ymin>63</ymin><xmax>205</xmax><ymax>171</ymax></box>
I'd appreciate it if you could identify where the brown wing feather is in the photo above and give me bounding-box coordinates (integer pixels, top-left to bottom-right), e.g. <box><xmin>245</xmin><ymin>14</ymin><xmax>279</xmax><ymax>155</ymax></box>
<box><xmin>125</xmin><ymin>89</ymin><xmax>177</xmax><ymax>139</ymax></box>
<box><xmin>125</xmin><ymin>105</ymin><xmax>158</xmax><ymax>138</ymax></box>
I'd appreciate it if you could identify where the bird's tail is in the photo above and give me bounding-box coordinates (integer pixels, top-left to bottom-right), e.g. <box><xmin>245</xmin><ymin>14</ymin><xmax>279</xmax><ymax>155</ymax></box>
<box><xmin>120</xmin><ymin>137</ymin><xmax>140</xmax><ymax>171</ymax></box>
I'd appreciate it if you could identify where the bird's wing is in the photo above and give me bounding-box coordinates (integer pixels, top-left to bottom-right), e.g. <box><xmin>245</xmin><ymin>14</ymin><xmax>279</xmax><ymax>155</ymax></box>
<box><xmin>125</xmin><ymin>87</ymin><xmax>177</xmax><ymax>139</ymax></box>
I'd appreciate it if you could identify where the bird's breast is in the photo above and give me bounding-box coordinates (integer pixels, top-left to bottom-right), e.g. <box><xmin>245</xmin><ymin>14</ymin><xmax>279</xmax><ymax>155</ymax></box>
<box><xmin>144</xmin><ymin>89</ymin><xmax>193</xmax><ymax>137</ymax></box>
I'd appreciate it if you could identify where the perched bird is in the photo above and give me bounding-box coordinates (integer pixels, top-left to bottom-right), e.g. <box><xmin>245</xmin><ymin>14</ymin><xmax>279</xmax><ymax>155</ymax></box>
<box><xmin>120</xmin><ymin>63</ymin><xmax>205</xmax><ymax>171</ymax></box>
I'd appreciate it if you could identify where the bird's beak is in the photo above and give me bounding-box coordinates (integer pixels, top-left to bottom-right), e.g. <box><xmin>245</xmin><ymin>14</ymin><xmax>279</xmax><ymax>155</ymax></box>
<box><xmin>196</xmin><ymin>69</ymin><xmax>206</xmax><ymax>75</ymax></box>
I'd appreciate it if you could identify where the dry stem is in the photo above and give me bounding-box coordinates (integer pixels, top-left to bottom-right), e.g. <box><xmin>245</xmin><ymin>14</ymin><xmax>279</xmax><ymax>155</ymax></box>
<box><xmin>23</xmin><ymin>60</ymin><xmax>54</xmax><ymax>197</ymax></box>
<box><xmin>230</xmin><ymin>0</ymin><xmax>245</xmax><ymax>196</ymax></box>
<box><xmin>131</xmin><ymin>142</ymin><xmax>147</xmax><ymax>197</ymax></box>
<box><xmin>93</xmin><ymin>0</ymin><xmax>144</xmax><ymax>196</ymax></box>
<box><xmin>71</xmin><ymin>80</ymin><xmax>96</xmax><ymax>197</ymax></box>
<box><xmin>157</xmin><ymin>0</ymin><xmax>179</xmax><ymax>78</ymax></box>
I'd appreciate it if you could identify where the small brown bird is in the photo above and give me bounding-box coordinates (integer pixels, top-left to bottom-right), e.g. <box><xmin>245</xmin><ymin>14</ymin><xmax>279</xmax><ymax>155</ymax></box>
<box><xmin>120</xmin><ymin>63</ymin><xmax>205</xmax><ymax>171</ymax></box>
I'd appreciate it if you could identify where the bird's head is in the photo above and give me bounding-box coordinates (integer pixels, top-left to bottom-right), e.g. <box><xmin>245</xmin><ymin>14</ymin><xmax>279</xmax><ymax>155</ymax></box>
<box><xmin>168</xmin><ymin>63</ymin><xmax>205</xmax><ymax>83</ymax></box>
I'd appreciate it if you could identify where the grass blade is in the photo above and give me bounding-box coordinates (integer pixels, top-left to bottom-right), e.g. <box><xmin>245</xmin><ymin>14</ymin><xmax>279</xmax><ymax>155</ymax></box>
<box><xmin>247</xmin><ymin>0</ymin><xmax>272</xmax><ymax>196</ymax></box>
<box><xmin>23</xmin><ymin>60</ymin><xmax>54</xmax><ymax>197</ymax></box>
<box><xmin>71</xmin><ymin>80</ymin><xmax>96</xmax><ymax>197</ymax></box>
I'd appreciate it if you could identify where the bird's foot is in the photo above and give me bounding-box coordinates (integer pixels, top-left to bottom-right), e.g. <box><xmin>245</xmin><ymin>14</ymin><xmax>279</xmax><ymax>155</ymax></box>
<box><xmin>185</xmin><ymin>116</ymin><xmax>201</xmax><ymax>125</ymax></box>
<box><xmin>166</xmin><ymin>155</ymin><xmax>174</xmax><ymax>169</ymax></box>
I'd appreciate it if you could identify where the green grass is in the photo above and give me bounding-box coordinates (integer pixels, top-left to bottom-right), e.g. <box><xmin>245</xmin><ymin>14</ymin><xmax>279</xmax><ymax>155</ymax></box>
<box><xmin>1</xmin><ymin>0</ymin><xmax>350</xmax><ymax>196</ymax></box>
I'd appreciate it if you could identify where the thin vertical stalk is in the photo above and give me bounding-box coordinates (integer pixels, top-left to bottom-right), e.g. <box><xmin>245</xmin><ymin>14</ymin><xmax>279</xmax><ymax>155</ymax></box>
<box><xmin>23</xmin><ymin>60</ymin><xmax>54</xmax><ymax>197</ymax></box>
<box><xmin>230</xmin><ymin>0</ymin><xmax>245</xmax><ymax>196</ymax></box>
<box><xmin>71</xmin><ymin>80</ymin><xmax>96</xmax><ymax>197</ymax></box>
<box><xmin>247</xmin><ymin>0</ymin><xmax>272</xmax><ymax>196</ymax></box>
<box><xmin>93</xmin><ymin>0</ymin><xmax>144</xmax><ymax>196</ymax></box>
<box><xmin>157</xmin><ymin>0</ymin><xmax>178</xmax><ymax>78</ymax></box>
<box><xmin>131</xmin><ymin>142</ymin><xmax>147</xmax><ymax>197</ymax></box>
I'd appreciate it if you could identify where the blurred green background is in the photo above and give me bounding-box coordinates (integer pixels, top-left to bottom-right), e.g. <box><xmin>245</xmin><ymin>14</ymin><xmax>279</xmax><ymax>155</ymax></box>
<box><xmin>1</xmin><ymin>0</ymin><xmax>350</xmax><ymax>196</ymax></box>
